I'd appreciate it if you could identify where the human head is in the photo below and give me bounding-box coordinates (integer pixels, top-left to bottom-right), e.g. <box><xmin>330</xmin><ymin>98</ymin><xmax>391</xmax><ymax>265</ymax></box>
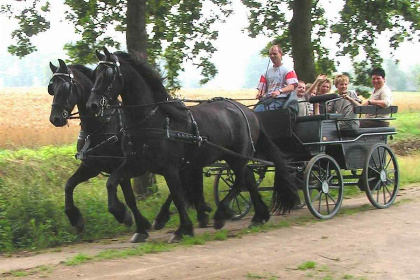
<box><xmin>297</xmin><ymin>80</ymin><xmax>306</xmax><ymax>97</ymax></box>
<box><xmin>269</xmin><ymin>45</ymin><xmax>283</xmax><ymax>67</ymax></box>
<box><xmin>371</xmin><ymin>67</ymin><xmax>386</xmax><ymax>90</ymax></box>
<box><xmin>334</xmin><ymin>74</ymin><xmax>350</xmax><ymax>94</ymax></box>
<box><xmin>317</xmin><ymin>79</ymin><xmax>331</xmax><ymax>95</ymax></box>
<box><xmin>306</xmin><ymin>83</ymin><xmax>316</xmax><ymax>96</ymax></box>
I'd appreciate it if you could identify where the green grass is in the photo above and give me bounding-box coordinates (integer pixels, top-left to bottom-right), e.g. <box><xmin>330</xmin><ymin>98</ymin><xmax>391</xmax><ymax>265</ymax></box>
<box><xmin>398</xmin><ymin>154</ymin><xmax>420</xmax><ymax>185</ymax></box>
<box><xmin>393</xmin><ymin>112</ymin><xmax>420</xmax><ymax>140</ymax></box>
<box><xmin>297</xmin><ymin>261</ymin><xmax>317</xmax><ymax>270</ymax></box>
<box><xmin>0</xmin><ymin>132</ymin><xmax>419</xmax><ymax>252</ymax></box>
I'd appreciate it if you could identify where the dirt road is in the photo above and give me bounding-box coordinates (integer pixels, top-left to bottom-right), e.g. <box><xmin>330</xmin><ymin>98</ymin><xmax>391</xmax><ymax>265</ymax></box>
<box><xmin>1</xmin><ymin>185</ymin><xmax>420</xmax><ymax>279</ymax></box>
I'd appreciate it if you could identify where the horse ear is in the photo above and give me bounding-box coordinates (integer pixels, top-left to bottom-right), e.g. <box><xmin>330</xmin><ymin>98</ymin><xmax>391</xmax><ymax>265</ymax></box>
<box><xmin>58</xmin><ymin>59</ymin><xmax>67</xmax><ymax>70</ymax></box>
<box><xmin>103</xmin><ymin>47</ymin><xmax>112</xmax><ymax>60</ymax></box>
<box><xmin>96</xmin><ymin>49</ymin><xmax>105</xmax><ymax>61</ymax></box>
<box><xmin>49</xmin><ymin>62</ymin><xmax>58</xmax><ymax>73</ymax></box>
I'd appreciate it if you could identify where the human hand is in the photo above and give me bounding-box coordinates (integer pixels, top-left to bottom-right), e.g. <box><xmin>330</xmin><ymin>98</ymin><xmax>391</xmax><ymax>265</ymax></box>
<box><xmin>342</xmin><ymin>94</ymin><xmax>353</xmax><ymax>101</ymax></box>
<box><xmin>271</xmin><ymin>90</ymin><xmax>282</xmax><ymax>97</ymax></box>
<box><xmin>316</xmin><ymin>74</ymin><xmax>327</xmax><ymax>81</ymax></box>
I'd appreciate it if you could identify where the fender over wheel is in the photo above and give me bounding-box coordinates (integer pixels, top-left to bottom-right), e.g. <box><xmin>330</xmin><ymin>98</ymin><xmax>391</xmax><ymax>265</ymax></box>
<box><xmin>303</xmin><ymin>154</ymin><xmax>344</xmax><ymax>219</ymax></box>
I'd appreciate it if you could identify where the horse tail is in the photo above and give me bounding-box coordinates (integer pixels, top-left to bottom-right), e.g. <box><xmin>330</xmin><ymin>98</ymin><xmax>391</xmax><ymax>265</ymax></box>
<box><xmin>255</xmin><ymin>124</ymin><xmax>300</xmax><ymax>213</ymax></box>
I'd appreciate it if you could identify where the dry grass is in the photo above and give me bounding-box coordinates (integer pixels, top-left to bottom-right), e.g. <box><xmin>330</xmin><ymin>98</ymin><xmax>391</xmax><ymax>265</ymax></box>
<box><xmin>391</xmin><ymin>91</ymin><xmax>420</xmax><ymax>112</ymax></box>
<box><xmin>0</xmin><ymin>87</ymin><xmax>418</xmax><ymax>149</ymax></box>
<box><xmin>0</xmin><ymin>87</ymin><xmax>80</xmax><ymax>149</ymax></box>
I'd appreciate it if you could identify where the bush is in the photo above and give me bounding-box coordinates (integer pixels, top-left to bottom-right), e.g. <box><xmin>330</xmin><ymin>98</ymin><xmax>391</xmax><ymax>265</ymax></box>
<box><xmin>0</xmin><ymin>145</ymin><xmax>137</xmax><ymax>252</ymax></box>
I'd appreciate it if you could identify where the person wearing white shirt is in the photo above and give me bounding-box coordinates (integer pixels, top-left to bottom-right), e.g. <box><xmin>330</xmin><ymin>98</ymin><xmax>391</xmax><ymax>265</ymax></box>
<box><xmin>360</xmin><ymin>67</ymin><xmax>392</xmax><ymax>128</ymax></box>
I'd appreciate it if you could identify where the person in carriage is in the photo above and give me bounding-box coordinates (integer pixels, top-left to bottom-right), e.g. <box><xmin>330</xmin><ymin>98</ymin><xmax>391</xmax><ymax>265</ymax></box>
<box><xmin>359</xmin><ymin>67</ymin><xmax>393</xmax><ymax>128</ymax></box>
<box><xmin>254</xmin><ymin>44</ymin><xmax>299</xmax><ymax>114</ymax></box>
<box><xmin>326</xmin><ymin>74</ymin><xmax>362</xmax><ymax>129</ymax></box>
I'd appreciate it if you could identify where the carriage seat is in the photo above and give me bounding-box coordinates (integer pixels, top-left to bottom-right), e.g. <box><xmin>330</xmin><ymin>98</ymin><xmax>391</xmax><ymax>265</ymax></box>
<box><xmin>295</xmin><ymin>93</ymin><xmax>343</xmax><ymax>122</ymax></box>
<box><xmin>339</xmin><ymin>126</ymin><xmax>396</xmax><ymax>137</ymax></box>
<box><xmin>295</xmin><ymin>113</ymin><xmax>343</xmax><ymax>123</ymax></box>
<box><xmin>354</xmin><ymin>105</ymin><xmax>398</xmax><ymax>116</ymax></box>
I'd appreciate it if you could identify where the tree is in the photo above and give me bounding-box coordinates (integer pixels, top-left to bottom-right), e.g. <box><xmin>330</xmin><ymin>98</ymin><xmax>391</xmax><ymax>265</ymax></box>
<box><xmin>1</xmin><ymin>0</ymin><xmax>232</xmax><ymax>197</ymax></box>
<box><xmin>1</xmin><ymin>0</ymin><xmax>233</xmax><ymax>90</ymax></box>
<box><xmin>242</xmin><ymin>0</ymin><xmax>420</xmax><ymax>86</ymax></box>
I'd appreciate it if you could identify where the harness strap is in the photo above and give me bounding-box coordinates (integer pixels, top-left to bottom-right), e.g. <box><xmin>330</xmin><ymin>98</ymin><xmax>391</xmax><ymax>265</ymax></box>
<box><xmin>126</xmin><ymin>127</ymin><xmax>273</xmax><ymax>166</ymax></box>
<box><xmin>218</xmin><ymin>98</ymin><xmax>256</xmax><ymax>153</ymax></box>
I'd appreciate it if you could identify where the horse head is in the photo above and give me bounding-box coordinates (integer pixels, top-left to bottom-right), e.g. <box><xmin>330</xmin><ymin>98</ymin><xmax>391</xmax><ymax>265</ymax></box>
<box><xmin>48</xmin><ymin>59</ymin><xmax>77</xmax><ymax>127</ymax></box>
<box><xmin>87</xmin><ymin>47</ymin><xmax>123</xmax><ymax>115</ymax></box>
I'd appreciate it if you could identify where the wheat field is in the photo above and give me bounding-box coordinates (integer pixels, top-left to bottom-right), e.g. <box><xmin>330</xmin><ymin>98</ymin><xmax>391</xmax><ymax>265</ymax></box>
<box><xmin>0</xmin><ymin>87</ymin><xmax>256</xmax><ymax>149</ymax></box>
<box><xmin>0</xmin><ymin>87</ymin><xmax>418</xmax><ymax>150</ymax></box>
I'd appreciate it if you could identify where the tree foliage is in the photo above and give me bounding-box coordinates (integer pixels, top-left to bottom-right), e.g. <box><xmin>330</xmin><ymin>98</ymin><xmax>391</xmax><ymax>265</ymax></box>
<box><xmin>242</xmin><ymin>0</ymin><xmax>420</xmax><ymax>86</ymax></box>
<box><xmin>1</xmin><ymin>0</ymin><xmax>233</xmax><ymax>91</ymax></box>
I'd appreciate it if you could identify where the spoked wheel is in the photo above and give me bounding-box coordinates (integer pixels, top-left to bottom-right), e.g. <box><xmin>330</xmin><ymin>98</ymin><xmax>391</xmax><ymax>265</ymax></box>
<box><xmin>213</xmin><ymin>166</ymin><xmax>267</xmax><ymax>220</ymax></box>
<box><xmin>303</xmin><ymin>154</ymin><xmax>344</xmax><ymax>219</ymax></box>
<box><xmin>362</xmin><ymin>144</ymin><xmax>399</xmax><ymax>208</ymax></box>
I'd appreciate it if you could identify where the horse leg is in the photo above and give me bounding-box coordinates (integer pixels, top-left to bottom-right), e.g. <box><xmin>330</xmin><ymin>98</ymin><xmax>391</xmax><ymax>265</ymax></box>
<box><xmin>244</xmin><ymin>166</ymin><xmax>270</xmax><ymax>227</ymax></box>
<box><xmin>153</xmin><ymin>167</ymin><xmax>212</xmax><ymax>230</ymax></box>
<box><xmin>106</xmin><ymin>161</ymin><xmax>131</xmax><ymax>226</ymax></box>
<box><xmin>119</xmin><ymin>177</ymin><xmax>151</xmax><ymax>242</ymax></box>
<box><xmin>65</xmin><ymin>164</ymin><xmax>100</xmax><ymax>232</ymax></box>
<box><xmin>187</xmin><ymin>168</ymin><xmax>212</xmax><ymax>228</ymax></box>
<box><xmin>213</xmin><ymin>161</ymin><xmax>247</xmax><ymax>229</ymax></box>
<box><xmin>163</xmin><ymin>170</ymin><xmax>194</xmax><ymax>243</ymax></box>
<box><xmin>152</xmin><ymin>194</ymin><xmax>173</xmax><ymax>230</ymax></box>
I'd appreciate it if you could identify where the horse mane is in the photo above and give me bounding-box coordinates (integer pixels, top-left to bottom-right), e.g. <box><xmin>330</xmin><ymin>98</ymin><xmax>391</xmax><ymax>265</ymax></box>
<box><xmin>114</xmin><ymin>51</ymin><xmax>188</xmax><ymax>122</ymax></box>
<box><xmin>69</xmin><ymin>64</ymin><xmax>94</xmax><ymax>81</ymax></box>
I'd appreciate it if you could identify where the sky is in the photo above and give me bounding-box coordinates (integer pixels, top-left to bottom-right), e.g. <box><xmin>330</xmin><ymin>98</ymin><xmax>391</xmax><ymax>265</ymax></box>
<box><xmin>0</xmin><ymin>0</ymin><xmax>419</xmax><ymax>89</ymax></box>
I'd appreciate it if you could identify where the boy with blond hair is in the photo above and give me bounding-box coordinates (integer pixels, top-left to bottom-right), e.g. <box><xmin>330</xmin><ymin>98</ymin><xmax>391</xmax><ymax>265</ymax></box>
<box><xmin>328</xmin><ymin>74</ymin><xmax>362</xmax><ymax>129</ymax></box>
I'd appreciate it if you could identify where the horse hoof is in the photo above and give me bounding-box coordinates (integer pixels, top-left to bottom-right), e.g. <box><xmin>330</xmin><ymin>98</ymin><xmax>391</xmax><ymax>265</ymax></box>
<box><xmin>213</xmin><ymin>219</ymin><xmax>226</xmax><ymax>230</ymax></box>
<box><xmin>130</xmin><ymin>232</ymin><xmax>148</xmax><ymax>243</ymax></box>
<box><xmin>168</xmin><ymin>234</ymin><xmax>183</xmax><ymax>244</ymax></box>
<box><xmin>198</xmin><ymin>216</ymin><xmax>210</xmax><ymax>228</ymax></box>
<box><xmin>74</xmin><ymin>218</ymin><xmax>85</xmax><ymax>233</ymax></box>
<box><xmin>123</xmin><ymin>211</ymin><xmax>134</xmax><ymax>227</ymax></box>
<box><xmin>248</xmin><ymin>221</ymin><xmax>264</xmax><ymax>228</ymax></box>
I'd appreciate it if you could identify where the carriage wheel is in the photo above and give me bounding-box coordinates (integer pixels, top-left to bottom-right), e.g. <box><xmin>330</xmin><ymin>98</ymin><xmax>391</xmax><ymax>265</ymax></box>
<box><xmin>213</xmin><ymin>168</ymin><xmax>251</xmax><ymax>220</ymax></box>
<box><xmin>213</xmin><ymin>166</ymin><xmax>267</xmax><ymax>220</ymax></box>
<box><xmin>303</xmin><ymin>154</ymin><xmax>344</xmax><ymax>219</ymax></box>
<box><xmin>362</xmin><ymin>144</ymin><xmax>399</xmax><ymax>209</ymax></box>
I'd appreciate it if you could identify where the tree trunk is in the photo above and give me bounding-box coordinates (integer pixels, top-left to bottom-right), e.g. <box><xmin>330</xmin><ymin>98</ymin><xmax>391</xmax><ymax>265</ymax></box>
<box><xmin>126</xmin><ymin>0</ymin><xmax>147</xmax><ymax>58</ymax></box>
<box><xmin>289</xmin><ymin>0</ymin><xmax>316</xmax><ymax>83</ymax></box>
<box><xmin>126</xmin><ymin>0</ymin><xmax>157</xmax><ymax>198</ymax></box>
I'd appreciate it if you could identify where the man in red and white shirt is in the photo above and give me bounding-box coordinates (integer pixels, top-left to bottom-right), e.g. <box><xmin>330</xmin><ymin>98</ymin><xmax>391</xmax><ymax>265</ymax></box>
<box><xmin>255</xmin><ymin>44</ymin><xmax>298</xmax><ymax>112</ymax></box>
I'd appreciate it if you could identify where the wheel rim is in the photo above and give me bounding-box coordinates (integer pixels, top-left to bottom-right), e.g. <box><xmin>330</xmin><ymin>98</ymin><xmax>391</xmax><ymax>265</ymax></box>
<box><xmin>213</xmin><ymin>168</ymin><xmax>251</xmax><ymax>220</ymax></box>
<box><xmin>363</xmin><ymin>144</ymin><xmax>399</xmax><ymax>208</ymax></box>
<box><xmin>304</xmin><ymin>154</ymin><xmax>344</xmax><ymax>219</ymax></box>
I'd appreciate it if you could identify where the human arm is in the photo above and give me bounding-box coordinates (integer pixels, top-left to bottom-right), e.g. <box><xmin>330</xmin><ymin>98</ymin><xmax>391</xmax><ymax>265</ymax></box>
<box><xmin>256</xmin><ymin>75</ymin><xmax>267</xmax><ymax>99</ymax></box>
<box><xmin>304</xmin><ymin>74</ymin><xmax>327</xmax><ymax>95</ymax></box>
<box><xmin>362</xmin><ymin>99</ymin><xmax>389</xmax><ymax>108</ymax></box>
<box><xmin>362</xmin><ymin>85</ymin><xmax>392</xmax><ymax>108</ymax></box>
<box><xmin>270</xmin><ymin>83</ymin><xmax>297</xmax><ymax>97</ymax></box>
<box><xmin>343</xmin><ymin>91</ymin><xmax>362</xmax><ymax>107</ymax></box>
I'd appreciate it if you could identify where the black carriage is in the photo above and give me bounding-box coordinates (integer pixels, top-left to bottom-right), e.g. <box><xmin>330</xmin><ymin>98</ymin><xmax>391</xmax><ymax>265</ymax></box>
<box><xmin>211</xmin><ymin>94</ymin><xmax>399</xmax><ymax>220</ymax></box>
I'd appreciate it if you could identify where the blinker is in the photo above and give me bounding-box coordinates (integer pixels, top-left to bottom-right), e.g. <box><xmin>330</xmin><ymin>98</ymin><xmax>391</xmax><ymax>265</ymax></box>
<box><xmin>105</xmin><ymin>67</ymin><xmax>114</xmax><ymax>80</ymax></box>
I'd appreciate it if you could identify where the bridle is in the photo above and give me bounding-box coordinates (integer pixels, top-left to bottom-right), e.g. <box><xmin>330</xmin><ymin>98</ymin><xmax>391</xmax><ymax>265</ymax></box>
<box><xmin>49</xmin><ymin>71</ymin><xmax>76</xmax><ymax>119</ymax></box>
<box><xmin>93</xmin><ymin>57</ymin><xmax>123</xmax><ymax>113</ymax></box>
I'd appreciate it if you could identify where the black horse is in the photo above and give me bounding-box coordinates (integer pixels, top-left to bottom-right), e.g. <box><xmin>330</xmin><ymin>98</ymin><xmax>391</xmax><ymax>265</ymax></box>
<box><xmin>48</xmin><ymin>59</ymin><xmax>152</xmax><ymax>242</ymax></box>
<box><xmin>48</xmin><ymin>59</ymin><xmax>211</xmax><ymax>242</ymax></box>
<box><xmin>87</xmin><ymin>48</ymin><xmax>299</xmax><ymax>242</ymax></box>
